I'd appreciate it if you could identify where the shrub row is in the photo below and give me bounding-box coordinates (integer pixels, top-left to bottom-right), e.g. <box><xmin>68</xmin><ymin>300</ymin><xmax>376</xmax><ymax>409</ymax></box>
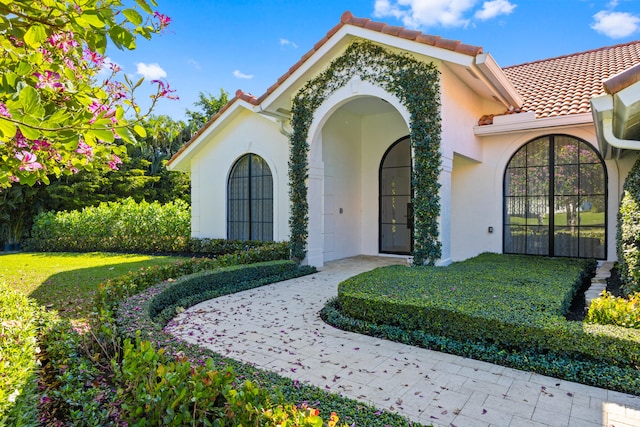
<box><xmin>337</xmin><ymin>253</ymin><xmax>640</xmax><ymax>367</ymax></box>
<box><xmin>618</xmin><ymin>156</ymin><xmax>640</xmax><ymax>295</ymax></box>
<box><xmin>95</xmin><ymin>242</ymin><xmax>289</xmax><ymax>314</ymax></box>
<box><xmin>109</xmin><ymin>261</ymin><xmax>420</xmax><ymax>426</ymax></box>
<box><xmin>321</xmin><ymin>298</ymin><xmax>640</xmax><ymax>395</ymax></box>
<box><xmin>0</xmin><ymin>284</ymin><xmax>54</xmax><ymax>426</ymax></box>
<box><xmin>24</xmin><ymin>197</ymin><xmax>191</xmax><ymax>253</ymax></box>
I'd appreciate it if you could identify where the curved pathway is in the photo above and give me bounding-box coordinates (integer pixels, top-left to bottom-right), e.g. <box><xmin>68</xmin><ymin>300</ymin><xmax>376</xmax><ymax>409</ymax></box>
<box><xmin>166</xmin><ymin>256</ymin><xmax>640</xmax><ymax>427</ymax></box>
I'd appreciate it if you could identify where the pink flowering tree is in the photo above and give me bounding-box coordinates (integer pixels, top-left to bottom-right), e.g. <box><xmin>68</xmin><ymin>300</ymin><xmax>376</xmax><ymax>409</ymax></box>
<box><xmin>0</xmin><ymin>0</ymin><xmax>175</xmax><ymax>187</ymax></box>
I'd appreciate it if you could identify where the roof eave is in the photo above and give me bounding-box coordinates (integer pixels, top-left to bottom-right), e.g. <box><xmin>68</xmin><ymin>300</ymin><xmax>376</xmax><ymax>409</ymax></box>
<box><xmin>167</xmin><ymin>97</ymin><xmax>258</xmax><ymax>172</ymax></box>
<box><xmin>474</xmin><ymin>112</ymin><xmax>593</xmax><ymax>136</ymax></box>
<box><xmin>474</xmin><ymin>53</ymin><xmax>524</xmax><ymax>109</ymax></box>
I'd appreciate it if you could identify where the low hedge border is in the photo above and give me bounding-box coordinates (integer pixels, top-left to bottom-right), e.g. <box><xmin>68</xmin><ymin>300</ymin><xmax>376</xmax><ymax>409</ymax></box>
<box><xmin>338</xmin><ymin>254</ymin><xmax>640</xmax><ymax>366</ymax></box>
<box><xmin>320</xmin><ymin>298</ymin><xmax>640</xmax><ymax>395</ymax></box>
<box><xmin>114</xmin><ymin>261</ymin><xmax>423</xmax><ymax>427</ymax></box>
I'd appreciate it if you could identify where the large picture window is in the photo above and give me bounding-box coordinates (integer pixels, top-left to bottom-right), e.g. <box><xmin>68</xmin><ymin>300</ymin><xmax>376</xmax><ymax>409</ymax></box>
<box><xmin>504</xmin><ymin>135</ymin><xmax>606</xmax><ymax>259</ymax></box>
<box><xmin>227</xmin><ymin>154</ymin><xmax>273</xmax><ymax>241</ymax></box>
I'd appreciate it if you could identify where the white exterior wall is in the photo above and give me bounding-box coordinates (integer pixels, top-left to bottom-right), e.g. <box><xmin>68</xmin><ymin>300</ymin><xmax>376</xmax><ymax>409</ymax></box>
<box><xmin>451</xmin><ymin>124</ymin><xmax>632</xmax><ymax>262</ymax></box>
<box><xmin>190</xmin><ymin>110</ymin><xmax>290</xmax><ymax>242</ymax></box>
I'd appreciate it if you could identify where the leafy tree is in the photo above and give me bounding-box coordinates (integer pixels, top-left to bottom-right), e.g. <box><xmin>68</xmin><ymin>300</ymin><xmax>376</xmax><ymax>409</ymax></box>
<box><xmin>0</xmin><ymin>0</ymin><xmax>175</xmax><ymax>187</ymax></box>
<box><xmin>185</xmin><ymin>89</ymin><xmax>229</xmax><ymax>132</ymax></box>
<box><xmin>138</xmin><ymin>115</ymin><xmax>189</xmax><ymax>174</ymax></box>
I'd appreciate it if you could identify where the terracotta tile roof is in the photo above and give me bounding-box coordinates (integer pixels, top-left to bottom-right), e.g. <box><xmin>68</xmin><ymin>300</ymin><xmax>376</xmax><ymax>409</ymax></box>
<box><xmin>169</xmin><ymin>11</ymin><xmax>482</xmax><ymax>166</ymax></box>
<box><xmin>254</xmin><ymin>11</ymin><xmax>482</xmax><ymax>104</ymax></box>
<box><xmin>502</xmin><ymin>41</ymin><xmax>640</xmax><ymax>119</ymax></box>
<box><xmin>603</xmin><ymin>62</ymin><xmax>640</xmax><ymax>94</ymax></box>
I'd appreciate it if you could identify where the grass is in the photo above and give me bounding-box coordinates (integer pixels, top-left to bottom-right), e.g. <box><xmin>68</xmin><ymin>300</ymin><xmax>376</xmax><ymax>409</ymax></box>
<box><xmin>0</xmin><ymin>252</ymin><xmax>186</xmax><ymax>323</ymax></box>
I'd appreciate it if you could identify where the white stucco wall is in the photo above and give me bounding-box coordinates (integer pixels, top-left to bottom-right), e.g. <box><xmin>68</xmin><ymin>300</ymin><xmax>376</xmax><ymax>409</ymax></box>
<box><xmin>189</xmin><ymin>110</ymin><xmax>290</xmax><ymax>242</ymax></box>
<box><xmin>451</xmin><ymin>124</ymin><xmax>629</xmax><ymax>262</ymax></box>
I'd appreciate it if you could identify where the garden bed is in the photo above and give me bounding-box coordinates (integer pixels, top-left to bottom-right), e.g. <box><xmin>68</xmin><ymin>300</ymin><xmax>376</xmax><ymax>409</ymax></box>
<box><xmin>325</xmin><ymin>253</ymin><xmax>640</xmax><ymax>395</ymax></box>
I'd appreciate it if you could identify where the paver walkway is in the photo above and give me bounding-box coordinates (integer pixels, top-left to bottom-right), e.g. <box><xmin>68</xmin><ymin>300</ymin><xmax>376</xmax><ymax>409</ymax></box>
<box><xmin>166</xmin><ymin>256</ymin><xmax>640</xmax><ymax>427</ymax></box>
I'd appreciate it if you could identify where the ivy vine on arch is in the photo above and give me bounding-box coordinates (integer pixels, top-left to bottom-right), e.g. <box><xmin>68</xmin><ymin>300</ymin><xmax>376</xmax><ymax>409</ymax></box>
<box><xmin>288</xmin><ymin>41</ymin><xmax>442</xmax><ymax>265</ymax></box>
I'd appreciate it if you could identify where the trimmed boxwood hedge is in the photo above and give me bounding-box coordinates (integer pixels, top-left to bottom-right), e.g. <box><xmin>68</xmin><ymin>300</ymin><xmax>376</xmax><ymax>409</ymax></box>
<box><xmin>334</xmin><ymin>253</ymin><xmax>640</xmax><ymax>384</ymax></box>
<box><xmin>114</xmin><ymin>261</ymin><xmax>422</xmax><ymax>427</ymax></box>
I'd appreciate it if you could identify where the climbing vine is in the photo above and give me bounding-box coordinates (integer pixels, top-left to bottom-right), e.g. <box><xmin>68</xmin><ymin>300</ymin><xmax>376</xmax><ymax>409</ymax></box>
<box><xmin>288</xmin><ymin>41</ymin><xmax>442</xmax><ymax>265</ymax></box>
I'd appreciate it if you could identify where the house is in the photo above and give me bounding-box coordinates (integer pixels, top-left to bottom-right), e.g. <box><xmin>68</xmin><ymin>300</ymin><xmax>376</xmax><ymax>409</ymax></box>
<box><xmin>167</xmin><ymin>11</ymin><xmax>640</xmax><ymax>268</ymax></box>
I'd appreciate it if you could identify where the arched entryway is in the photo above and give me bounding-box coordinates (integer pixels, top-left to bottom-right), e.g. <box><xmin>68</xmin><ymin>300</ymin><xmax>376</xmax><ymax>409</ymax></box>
<box><xmin>503</xmin><ymin>135</ymin><xmax>607</xmax><ymax>258</ymax></box>
<box><xmin>379</xmin><ymin>136</ymin><xmax>413</xmax><ymax>254</ymax></box>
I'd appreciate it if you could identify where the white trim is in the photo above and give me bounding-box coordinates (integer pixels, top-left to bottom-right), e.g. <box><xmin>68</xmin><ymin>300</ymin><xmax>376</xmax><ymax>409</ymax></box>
<box><xmin>474</xmin><ymin>53</ymin><xmax>523</xmax><ymax>108</ymax></box>
<box><xmin>473</xmin><ymin>113</ymin><xmax>593</xmax><ymax>136</ymax></box>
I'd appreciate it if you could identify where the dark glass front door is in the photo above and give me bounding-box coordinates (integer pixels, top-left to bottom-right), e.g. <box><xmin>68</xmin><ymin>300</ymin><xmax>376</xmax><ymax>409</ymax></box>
<box><xmin>380</xmin><ymin>137</ymin><xmax>412</xmax><ymax>254</ymax></box>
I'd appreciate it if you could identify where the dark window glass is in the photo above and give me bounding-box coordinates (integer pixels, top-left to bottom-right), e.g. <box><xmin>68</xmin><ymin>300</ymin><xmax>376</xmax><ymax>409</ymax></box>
<box><xmin>504</xmin><ymin>135</ymin><xmax>606</xmax><ymax>259</ymax></box>
<box><xmin>227</xmin><ymin>154</ymin><xmax>273</xmax><ymax>241</ymax></box>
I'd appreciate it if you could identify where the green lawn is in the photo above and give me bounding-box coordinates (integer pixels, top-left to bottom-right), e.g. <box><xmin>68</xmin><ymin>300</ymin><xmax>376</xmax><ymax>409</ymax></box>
<box><xmin>0</xmin><ymin>252</ymin><xmax>186</xmax><ymax>323</ymax></box>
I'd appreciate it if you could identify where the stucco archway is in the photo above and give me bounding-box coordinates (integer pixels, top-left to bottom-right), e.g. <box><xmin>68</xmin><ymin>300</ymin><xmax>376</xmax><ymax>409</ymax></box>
<box><xmin>305</xmin><ymin>80</ymin><xmax>411</xmax><ymax>267</ymax></box>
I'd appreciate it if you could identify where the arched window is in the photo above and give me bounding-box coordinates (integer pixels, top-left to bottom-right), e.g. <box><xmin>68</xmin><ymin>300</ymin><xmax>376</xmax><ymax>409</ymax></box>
<box><xmin>227</xmin><ymin>154</ymin><xmax>273</xmax><ymax>241</ymax></box>
<box><xmin>504</xmin><ymin>135</ymin><xmax>606</xmax><ymax>259</ymax></box>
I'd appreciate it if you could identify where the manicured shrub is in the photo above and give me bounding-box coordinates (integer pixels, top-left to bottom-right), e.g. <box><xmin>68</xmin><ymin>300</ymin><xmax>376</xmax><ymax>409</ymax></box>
<box><xmin>336</xmin><ymin>253</ymin><xmax>640</xmax><ymax>369</ymax></box>
<box><xmin>586</xmin><ymin>291</ymin><xmax>640</xmax><ymax>329</ymax></box>
<box><xmin>0</xmin><ymin>284</ymin><xmax>49</xmax><ymax>426</ymax></box>
<box><xmin>617</xmin><ymin>155</ymin><xmax>640</xmax><ymax>295</ymax></box>
<box><xmin>321</xmin><ymin>298</ymin><xmax>640</xmax><ymax>395</ymax></box>
<box><xmin>25</xmin><ymin>197</ymin><xmax>191</xmax><ymax>253</ymax></box>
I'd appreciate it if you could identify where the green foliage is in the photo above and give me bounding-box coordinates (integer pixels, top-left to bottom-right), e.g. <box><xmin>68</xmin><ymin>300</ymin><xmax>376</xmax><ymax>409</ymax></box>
<box><xmin>147</xmin><ymin>261</ymin><xmax>311</xmax><ymax>326</ymax></box>
<box><xmin>289</xmin><ymin>41</ymin><xmax>441</xmax><ymax>264</ymax></box>
<box><xmin>0</xmin><ymin>284</ymin><xmax>51</xmax><ymax>426</ymax></box>
<box><xmin>185</xmin><ymin>89</ymin><xmax>230</xmax><ymax>132</ymax></box>
<box><xmin>115</xmin><ymin>337</ymin><xmax>264</xmax><ymax>426</ymax></box>
<box><xmin>586</xmin><ymin>291</ymin><xmax>640</xmax><ymax>329</ymax></box>
<box><xmin>38</xmin><ymin>319</ymin><xmax>121</xmax><ymax>426</ymax></box>
<box><xmin>0</xmin><ymin>0</ymin><xmax>172</xmax><ymax>187</ymax></box>
<box><xmin>335</xmin><ymin>253</ymin><xmax>640</xmax><ymax>371</ymax></box>
<box><xmin>321</xmin><ymin>297</ymin><xmax>640</xmax><ymax>396</ymax></box>
<box><xmin>618</xmin><ymin>154</ymin><xmax>640</xmax><ymax>295</ymax></box>
<box><xmin>24</xmin><ymin>197</ymin><xmax>191</xmax><ymax>253</ymax></box>
<box><xmin>94</xmin><ymin>242</ymin><xmax>290</xmax><ymax>314</ymax></box>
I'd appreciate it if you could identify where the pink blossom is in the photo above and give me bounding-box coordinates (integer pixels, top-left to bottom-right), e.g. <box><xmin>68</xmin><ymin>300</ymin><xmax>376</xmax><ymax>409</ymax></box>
<box><xmin>48</xmin><ymin>31</ymin><xmax>78</xmax><ymax>53</ymax></box>
<box><xmin>32</xmin><ymin>139</ymin><xmax>51</xmax><ymax>151</ymax></box>
<box><xmin>83</xmin><ymin>49</ymin><xmax>105</xmax><ymax>68</ymax></box>
<box><xmin>76</xmin><ymin>140</ymin><xmax>94</xmax><ymax>159</ymax></box>
<box><xmin>108</xmin><ymin>154</ymin><xmax>122</xmax><ymax>170</ymax></box>
<box><xmin>15</xmin><ymin>151</ymin><xmax>43</xmax><ymax>171</ymax></box>
<box><xmin>34</xmin><ymin>70</ymin><xmax>64</xmax><ymax>90</ymax></box>
<box><xmin>151</xmin><ymin>79</ymin><xmax>178</xmax><ymax>100</ymax></box>
<box><xmin>14</xmin><ymin>130</ymin><xmax>28</xmax><ymax>148</ymax></box>
<box><xmin>0</xmin><ymin>103</ymin><xmax>11</xmax><ymax>118</ymax></box>
<box><xmin>153</xmin><ymin>11</ymin><xmax>171</xmax><ymax>32</ymax></box>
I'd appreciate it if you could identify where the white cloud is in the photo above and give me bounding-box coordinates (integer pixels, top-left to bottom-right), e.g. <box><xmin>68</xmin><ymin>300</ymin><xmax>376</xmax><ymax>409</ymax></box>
<box><xmin>474</xmin><ymin>0</ymin><xmax>516</xmax><ymax>21</ymax></box>
<box><xmin>280</xmin><ymin>38</ymin><xmax>298</xmax><ymax>48</ymax></box>
<box><xmin>233</xmin><ymin>69</ymin><xmax>254</xmax><ymax>79</ymax></box>
<box><xmin>591</xmin><ymin>10</ymin><xmax>640</xmax><ymax>38</ymax></box>
<box><xmin>136</xmin><ymin>62</ymin><xmax>167</xmax><ymax>79</ymax></box>
<box><xmin>373</xmin><ymin>0</ymin><xmax>514</xmax><ymax>28</ymax></box>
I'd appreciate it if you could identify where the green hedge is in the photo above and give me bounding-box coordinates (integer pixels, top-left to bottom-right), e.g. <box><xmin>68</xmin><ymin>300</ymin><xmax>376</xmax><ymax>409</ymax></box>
<box><xmin>618</xmin><ymin>155</ymin><xmax>640</xmax><ymax>295</ymax></box>
<box><xmin>24</xmin><ymin>197</ymin><xmax>191</xmax><ymax>253</ymax></box>
<box><xmin>110</xmin><ymin>262</ymin><xmax>420</xmax><ymax>426</ymax></box>
<box><xmin>321</xmin><ymin>298</ymin><xmax>640</xmax><ymax>395</ymax></box>
<box><xmin>337</xmin><ymin>253</ymin><xmax>640</xmax><ymax>368</ymax></box>
<box><xmin>0</xmin><ymin>284</ymin><xmax>54</xmax><ymax>426</ymax></box>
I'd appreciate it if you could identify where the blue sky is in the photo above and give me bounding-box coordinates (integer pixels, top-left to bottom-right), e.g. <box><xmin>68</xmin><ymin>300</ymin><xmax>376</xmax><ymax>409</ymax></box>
<box><xmin>107</xmin><ymin>0</ymin><xmax>640</xmax><ymax>121</ymax></box>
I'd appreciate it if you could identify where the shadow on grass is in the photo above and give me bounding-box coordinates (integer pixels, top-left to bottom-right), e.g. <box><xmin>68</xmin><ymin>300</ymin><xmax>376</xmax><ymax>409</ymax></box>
<box><xmin>25</xmin><ymin>254</ymin><xmax>183</xmax><ymax>322</ymax></box>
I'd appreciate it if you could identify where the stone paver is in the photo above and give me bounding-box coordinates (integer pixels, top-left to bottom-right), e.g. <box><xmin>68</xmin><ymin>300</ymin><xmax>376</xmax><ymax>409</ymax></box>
<box><xmin>166</xmin><ymin>256</ymin><xmax>640</xmax><ymax>427</ymax></box>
